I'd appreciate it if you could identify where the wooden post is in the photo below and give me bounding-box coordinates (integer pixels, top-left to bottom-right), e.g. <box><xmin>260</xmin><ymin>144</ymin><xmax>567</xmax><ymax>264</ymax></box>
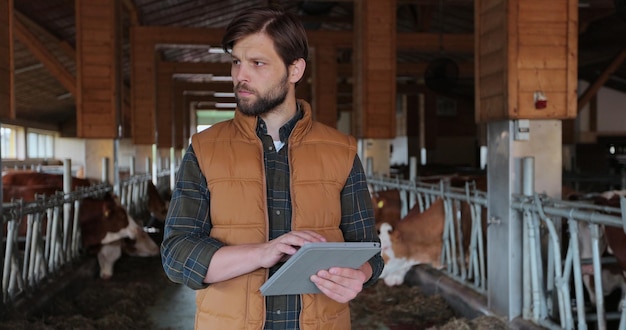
<box><xmin>475</xmin><ymin>0</ymin><xmax>578</xmax><ymax>122</ymax></box>
<box><xmin>312</xmin><ymin>45</ymin><xmax>337</xmax><ymax>127</ymax></box>
<box><xmin>75</xmin><ymin>0</ymin><xmax>122</xmax><ymax>138</ymax></box>
<box><xmin>353</xmin><ymin>0</ymin><xmax>397</xmax><ymax>138</ymax></box>
<box><xmin>156</xmin><ymin>58</ymin><xmax>174</xmax><ymax>148</ymax></box>
<box><xmin>0</xmin><ymin>0</ymin><xmax>14</xmax><ymax>120</ymax></box>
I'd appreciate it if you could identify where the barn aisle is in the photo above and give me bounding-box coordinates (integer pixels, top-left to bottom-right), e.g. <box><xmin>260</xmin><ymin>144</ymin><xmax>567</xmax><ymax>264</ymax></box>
<box><xmin>147</xmin><ymin>280</ymin><xmax>195</xmax><ymax>329</ymax></box>
<box><xmin>0</xmin><ymin>253</ymin><xmax>510</xmax><ymax>329</ymax></box>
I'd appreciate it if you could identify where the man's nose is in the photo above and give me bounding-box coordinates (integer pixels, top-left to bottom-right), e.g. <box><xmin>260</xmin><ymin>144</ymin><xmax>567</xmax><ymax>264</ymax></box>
<box><xmin>234</xmin><ymin>64</ymin><xmax>249</xmax><ymax>83</ymax></box>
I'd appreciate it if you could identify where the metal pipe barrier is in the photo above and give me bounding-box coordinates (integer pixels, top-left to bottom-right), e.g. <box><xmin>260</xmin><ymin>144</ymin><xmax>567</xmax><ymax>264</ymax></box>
<box><xmin>1</xmin><ymin>183</ymin><xmax>111</xmax><ymax>306</ymax></box>
<box><xmin>368</xmin><ymin>174</ymin><xmax>626</xmax><ymax>329</ymax></box>
<box><xmin>118</xmin><ymin>173</ymin><xmax>152</xmax><ymax>219</ymax></box>
<box><xmin>368</xmin><ymin>175</ymin><xmax>488</xmax><ymax>294</ymax></box>
<box><xmin>0</xmin><ymin>165</ymin><xmax>169</xmax><ymax>311</ymax></box>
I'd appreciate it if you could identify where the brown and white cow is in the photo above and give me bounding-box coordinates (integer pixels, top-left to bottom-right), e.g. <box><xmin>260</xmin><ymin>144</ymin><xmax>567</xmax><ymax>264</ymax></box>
<box><xmin>2</xmin><ymin>171</ymin><xmax>159</xmax><ymax>279</ymax></box>
<box><xmin>587</xmin><ymin>190</ymin><xmax>626</xmax><ymax>309</ymax></box>
<box><xmin>564</xmin><ymin>188</ymin><xmax>626</xmax><ymax>310</ymax></box>
<box><xmin>370</xmin><ymin>189</ymin><xmax>402</xmax><ymax>230</ymax></box>
<box><xmin>79</xmin><ymin>195</ymin><xmax>160</xmax><ymax>279</ymax></box>
<box><xmin>146</xmin><ymin>180</ymin><xmax>169</xmax><ymax>224</ymax></box>
<box><xmin>379</xmin><ymin>198</ymin><xmax>446</xmax><ymax>286</ymax></box>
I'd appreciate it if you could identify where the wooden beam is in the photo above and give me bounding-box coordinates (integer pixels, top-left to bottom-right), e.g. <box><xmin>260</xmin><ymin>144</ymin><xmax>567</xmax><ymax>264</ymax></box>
<box><xmin>338</xmin><ymin>61</ymin><xmax>474</xmax><ymax>77</ymax></box>
<box><xmin>75</xmin><ymin>0</ymin><xmax>122</xmax><ymax>138</ymax></box>
<box><xmin>174</xmin><ymin>81</ymin><xmax>233</xmax><ymax>93</ymax></box>
<box><xmin>122</xmin><ymin>0</ymin><xmax>140</xmax><ymax>25</ymax></box>
<box><xmin>132</xmin><ymin>25</ymin><xmax>473</xmax><ymax>144</ymax></box>
<box><xmin>14</xmin><ymin>10</ymin><xmax>76</xmax><ymax>59</ymax></box>
<box><xmin>353</xmin><ymin>0</ymin><xmax>397</xmax><ymax>138</ymax></box>
<box><xmin>156</xmin><ymin>59</ymin><xmax>174</xmax><ymax>147</ymax></box>
<box><xmin>160</xmin><ymin>61</ymin><xmax>231</xmax><ymax>76</ymax></box>
<box><xmin>158</xmin><ymin>61</ymin><xmax>233</xmax><ymax>148</ymax></box>
<box><xmin>577</xmin><ymin>48</ymin><xmax>626</xmax><ymax>111</ymax></box>
<box><xmin>475</xmin><ymin>0</ymin><xmax>577</xmax><ymax>122</ymax></box>
<box><xmin>14</xmin><ymin>18</ymin><xmax>76</xmax><ymax>96</ymax></box>
<box><xmin>0</xmin><ymin>0</ymin><xmax>14</xmax><ymax>120</ymax></box>
<box><xmin>312</xmin><ymin>45</ymin><xmax>338</xmax><ymax>127</ymax></box>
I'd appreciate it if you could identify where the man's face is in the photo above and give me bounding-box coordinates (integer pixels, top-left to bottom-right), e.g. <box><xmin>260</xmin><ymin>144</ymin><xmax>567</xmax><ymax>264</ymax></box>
<box><xmin>231</xmin><ymin>33</ymin><xmax>290</xmax><ymax>116</ymax></box>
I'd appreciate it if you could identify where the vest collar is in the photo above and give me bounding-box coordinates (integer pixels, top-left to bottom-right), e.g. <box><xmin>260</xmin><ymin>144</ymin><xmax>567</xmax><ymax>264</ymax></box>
<box><xmin>232</xmin><ymin>99</ymin><xmax>314</xmax><ymax>144</ymax></box>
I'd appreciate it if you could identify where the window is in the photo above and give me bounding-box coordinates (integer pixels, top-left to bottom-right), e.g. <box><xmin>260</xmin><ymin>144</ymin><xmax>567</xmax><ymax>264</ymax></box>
<box><xmin>27</xmin><ymin>129</ymin><xmax>55</xmax><ymax>159</ymax></box>
<box><xmin>1</xmin><ymin>124</ymin><xmax>18</xmax><ymax>159</ymax></box>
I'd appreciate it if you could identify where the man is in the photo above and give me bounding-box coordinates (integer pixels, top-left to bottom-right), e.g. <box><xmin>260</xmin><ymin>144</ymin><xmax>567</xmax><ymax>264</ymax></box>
<box><xmin>161</xmin><ymin>7</ymin><xmax>383</xmax><ymax>330</ymax></box>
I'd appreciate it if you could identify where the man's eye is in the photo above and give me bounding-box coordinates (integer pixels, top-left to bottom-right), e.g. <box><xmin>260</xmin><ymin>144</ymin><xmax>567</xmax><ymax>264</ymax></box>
<box><xmin>232</xmin><ymin>59</ymin><xmax>241</xmax><ymax>65</ymax></box>
<box><xmin>255</xmin><ymin>61</ymin><xmax>264</xmax><ymax>67</ymax></box>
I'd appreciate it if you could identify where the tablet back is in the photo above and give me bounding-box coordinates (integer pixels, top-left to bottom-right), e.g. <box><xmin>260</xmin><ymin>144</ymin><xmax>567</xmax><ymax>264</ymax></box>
<box><xmin>260</xmin><ymin>242</ymin><xmax>380</xmax><ymax>296</ymax></box>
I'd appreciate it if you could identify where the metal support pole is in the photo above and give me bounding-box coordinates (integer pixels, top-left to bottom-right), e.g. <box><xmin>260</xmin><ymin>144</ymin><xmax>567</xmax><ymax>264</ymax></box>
<box><xmin>101</xmin><ymin>157</ymin><xmax>110</xmax><ymax>184</ymax></box>
<box><xmin>130</xmin><ymin>156</ymin><xmax>136</xmax><ymax>176</ymax></box>
<box><xmin>114</xmin><ymin>139</ymin><xmax>120</xmax><ymax>196</ymax></box>
<box><xmin>152</xmin><ymin>144</ymin><xmax>158</xmax><ymax>186</ymax></box>
<box><xmin>170</xmin><ymin>147</ymin><xmax>176</xmax><ymax>192</ymax></box>
<box><xmin>63</xmin><ymin>159</ymin><xmax>72</xmax><ymax>260</ymax></box>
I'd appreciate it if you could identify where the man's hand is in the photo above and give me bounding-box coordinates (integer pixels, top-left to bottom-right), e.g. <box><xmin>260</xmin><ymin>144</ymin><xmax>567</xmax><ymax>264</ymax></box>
<box><xmin>310</xmin><ymin>262</ymin><xmax>373</xmax><ymax>303</ymax></box>
<box><xmin>204</xmin><ymin>231</ymin><xmax>325</xmax><ymax>283</ymax></box>
<box><xmin>258</xmin><ymin>231</ymin><xmax>327</xmax><ymax>268</ymax></box>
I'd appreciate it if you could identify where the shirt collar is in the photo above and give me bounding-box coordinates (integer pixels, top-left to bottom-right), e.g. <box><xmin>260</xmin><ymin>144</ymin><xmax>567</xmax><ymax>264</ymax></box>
<box><xmin>256</xmin><ymin>102</ymin><xmax>304</xmax><ymax>143</ymax></box>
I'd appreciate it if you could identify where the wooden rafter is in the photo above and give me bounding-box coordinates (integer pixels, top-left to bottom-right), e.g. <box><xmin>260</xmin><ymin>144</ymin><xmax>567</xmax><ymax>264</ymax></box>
<box><xmin>14</xmin><ymin>10</ymin><xmax>75</xmax><ymax>59</ymax></box>
<box><xmin>578</xmin><ymin>48</ymin><xmax>626</xmax><ymax>112</ymax></box>
<box><xmin>14</xmin><ymin>18</ymin><xmax>75</xmax><ymax>95</ymax></box>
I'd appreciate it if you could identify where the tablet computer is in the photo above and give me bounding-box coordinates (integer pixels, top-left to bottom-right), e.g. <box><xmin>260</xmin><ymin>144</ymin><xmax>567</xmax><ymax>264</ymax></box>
<box><xmin>259</xmin><ymin>241</ymin><xmax>381</xmax><ymax>296</ymax></box>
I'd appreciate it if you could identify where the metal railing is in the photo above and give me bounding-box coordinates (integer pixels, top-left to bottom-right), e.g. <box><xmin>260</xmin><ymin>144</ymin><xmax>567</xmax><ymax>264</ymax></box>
<box><xmin>368</xmin><ymin>173</ymin><xmax>626</xmax><ymax>330</ymax></box>
<box><xmin>0</xmin><ymin>170</ymin><xmax>169</xmax><ymax>309</ymax></box>
<box><xmin>1</xmin><ymin>183</ymin><xmax>111</xmax><ymax>306</ymax></box>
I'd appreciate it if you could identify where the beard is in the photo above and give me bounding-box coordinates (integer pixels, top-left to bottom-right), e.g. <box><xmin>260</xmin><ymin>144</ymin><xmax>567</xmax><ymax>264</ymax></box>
<box><xmin>235</xmin><ymin>73</ymin><xmax>289</xmax><ymax>117</ymax></box>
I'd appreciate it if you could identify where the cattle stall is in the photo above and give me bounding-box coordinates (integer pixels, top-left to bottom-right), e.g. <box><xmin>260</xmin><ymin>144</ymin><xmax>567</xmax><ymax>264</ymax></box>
<box><xmin>0</xmin><ymin>170</ymin><xmax>164</xmax><ymax>313</ymax></box>
<box><xmin>1</xmin><ymin>183</ymin><xmax>111</xmax><ymax>306</ymax></box>
<box><xmin>368</xmin><ymin>158</ymin><xmax>626</xmax><ymax>330</ymax></box>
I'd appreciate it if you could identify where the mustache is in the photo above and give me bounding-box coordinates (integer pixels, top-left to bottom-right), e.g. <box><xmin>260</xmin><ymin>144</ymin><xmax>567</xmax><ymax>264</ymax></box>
<box><xmin>234</xmin><ymin>83</ymin><xmax>255</xmax><ymax>94</ymax></box>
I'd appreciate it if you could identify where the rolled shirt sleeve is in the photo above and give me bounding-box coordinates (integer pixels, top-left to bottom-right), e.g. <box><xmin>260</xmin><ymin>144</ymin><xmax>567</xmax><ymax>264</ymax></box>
<box><xmin>160</xmin><ymin>145</ymin><xmax>225</xmax><ymax>290</ymax></box>
<box><xmin>340</xmin><ymin>155</ymin><xmax>384</xmax><ymax>287</ymax></box>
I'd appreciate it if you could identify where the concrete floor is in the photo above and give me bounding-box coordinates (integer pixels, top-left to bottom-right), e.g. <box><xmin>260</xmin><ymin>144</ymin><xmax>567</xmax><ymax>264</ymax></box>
<box><xmin>148</xmin><ymin>282</ymin><xmax>197</xmax><ymax>330</ymax></box>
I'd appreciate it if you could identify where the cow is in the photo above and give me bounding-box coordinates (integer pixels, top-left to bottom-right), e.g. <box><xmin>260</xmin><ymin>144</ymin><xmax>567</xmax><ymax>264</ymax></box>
<box><xmin>370</xmin><ymin>189</ymin><xmax>402</xmax><ymax>230</ymax></box>
<box><xmin>373</xmin><ymin>174</ymin><xmax>490</xmax><ymax>287</ymax></box>
<box><xmin>378</xmin><ymin>198</ymin><xmax>446</xmax><ymax>286</ymax></box>
<box><xmin>577</xmin><ymin>221</ymin><xmax>626</xmax><ymax>308</ymax></box>
<box><xmin>588</xmin><ymin>190</ymin><xmax>626</xmax><ymax>310</ymax></box>
<box><xmin>1</xmin><ymin>171</ymin><xmax>160</xmax><ymax>279</ymax></box>
<box><xmin>79</xmin><ymin>194</ymin><xmax>160</xmax><ymax>279</ymax></box>
<box><xmin>564</xmin><ymin>189</ymin><xmax>626</xmax><ymax>311</ymax></box>
<box><xmin>146</xmin><ymin>180</ymin><xmax>169</xmax><ymax>224</ymax></box>
<box><xmin>2</xmin><ymin>171</ymin><xmax>96</xmax><ymax>189</ymax></box>
<box><xmin>370</xmin><ymin>174</ymin><xmax>487</xmax><ymax>227</ymax></box>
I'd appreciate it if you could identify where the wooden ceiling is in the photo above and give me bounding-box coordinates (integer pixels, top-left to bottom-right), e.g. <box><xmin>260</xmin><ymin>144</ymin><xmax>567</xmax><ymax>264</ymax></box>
<box><xmin>6</xmin><ymin>0</ymin><xmax>626</xmax><ymax>134</ymax></box>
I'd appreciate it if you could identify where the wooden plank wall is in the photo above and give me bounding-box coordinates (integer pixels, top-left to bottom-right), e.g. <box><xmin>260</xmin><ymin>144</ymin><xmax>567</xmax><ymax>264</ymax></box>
<box><xmin>0</xmin><ymin>0</ymin><xmax>14</xmax><ymax>120</ymax></box>
<box><xmin>75</xmin><ymin>0</ymin><xmax>121</xmax><ymax>138</ymax></box>
<box><xmin>475</xmin><ymin>0</ymin><xmax>577</xmax><ymax>122</ymax></box>
<box><xmin>353</xmin><ymin>0</ymin><xmax>397</xmax><ymax>138</ymax></box>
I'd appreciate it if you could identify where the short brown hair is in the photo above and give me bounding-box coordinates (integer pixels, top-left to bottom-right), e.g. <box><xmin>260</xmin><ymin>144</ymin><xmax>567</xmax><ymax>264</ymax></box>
<box><xmin>222</xmin><ymin>7</ymin><xmax>309</xmax><ymax>67</ymax></box>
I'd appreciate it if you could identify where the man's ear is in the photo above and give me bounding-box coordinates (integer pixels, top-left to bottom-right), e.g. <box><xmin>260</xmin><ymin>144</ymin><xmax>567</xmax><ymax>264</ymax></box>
<box><xmin>289</xmin><ymin>58</ymin><xmax>306</xmax><ymax>83</ymax></box>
